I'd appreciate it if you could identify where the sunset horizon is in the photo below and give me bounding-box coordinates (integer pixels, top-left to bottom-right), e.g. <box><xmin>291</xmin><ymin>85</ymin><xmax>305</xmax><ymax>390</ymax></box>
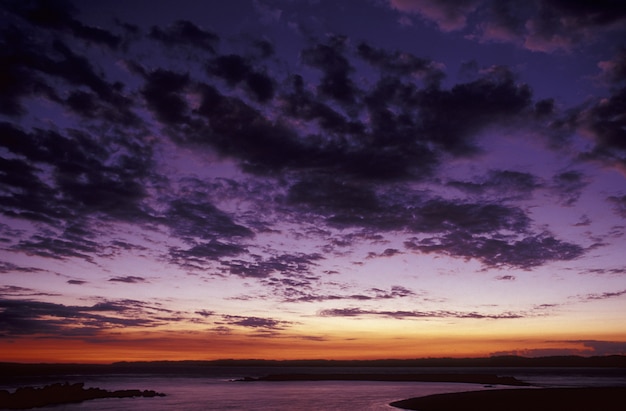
<box><xmin>1</xmin><ymin>0</ymin><xmax>625</xmax><ymax>369</ymax></box>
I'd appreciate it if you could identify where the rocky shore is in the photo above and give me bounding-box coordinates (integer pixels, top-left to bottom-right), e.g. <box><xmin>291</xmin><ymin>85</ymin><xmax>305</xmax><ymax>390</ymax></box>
<box><xmin>0</xmin><ymin>382</ymin><xmax>165</xmax><ymax>409</ymax></box>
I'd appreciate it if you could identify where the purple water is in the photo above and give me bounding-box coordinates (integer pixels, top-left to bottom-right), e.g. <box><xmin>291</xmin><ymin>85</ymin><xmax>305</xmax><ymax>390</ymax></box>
<box><xmin>2</xmin><ymin>367</ymin><xmax>624</xmax><ymax>410</ymax></box>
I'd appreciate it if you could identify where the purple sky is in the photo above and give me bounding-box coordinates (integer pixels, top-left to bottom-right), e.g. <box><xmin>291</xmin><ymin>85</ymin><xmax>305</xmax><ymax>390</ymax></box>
<box><xmin>1</xmin><ymin>0</ymin><xmax>626</xmax><ymax>361</ymax></box>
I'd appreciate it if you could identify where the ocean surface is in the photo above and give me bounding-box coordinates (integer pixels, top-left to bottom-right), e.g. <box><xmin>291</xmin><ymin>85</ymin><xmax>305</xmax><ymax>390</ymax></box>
<box><xmin>2</xmin><ymin>366</ymin><xmax>625</xmax><ymax>410</ymax></box>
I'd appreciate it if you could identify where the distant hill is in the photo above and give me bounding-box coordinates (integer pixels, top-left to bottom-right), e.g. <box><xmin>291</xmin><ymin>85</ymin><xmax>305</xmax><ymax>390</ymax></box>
<box><xmin>1</xmin><ymin>355</ymin><xmax>624</xmax><ymax>381</ymax></box>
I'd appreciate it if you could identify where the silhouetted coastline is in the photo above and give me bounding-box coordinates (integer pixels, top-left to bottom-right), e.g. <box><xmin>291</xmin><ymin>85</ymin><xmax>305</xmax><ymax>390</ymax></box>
<box><xmin>389</xmin><ymin>387</ymin><xmax>626</xmax><ymax>411</ymax></box>
<box><xmin>0</xmin><ymin>382</ymin><xmax>165</xmax><ymax>410</ymax></box>
<box><xmin>1</xmin><ymin>355</ymin><xmax>624</xmax><ymax>381</ymax></box>
<box><xmin>238</xmin><ymin>372</ymin><xmax>531</xmax><ymax>385</ymax></box>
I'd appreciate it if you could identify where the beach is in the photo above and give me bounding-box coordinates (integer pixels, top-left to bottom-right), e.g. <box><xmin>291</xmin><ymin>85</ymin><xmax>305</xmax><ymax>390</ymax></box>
<box><xmin>390</xmin><ymin>387</ymin><xmax>626</xmax><ymax>411</ymax></box>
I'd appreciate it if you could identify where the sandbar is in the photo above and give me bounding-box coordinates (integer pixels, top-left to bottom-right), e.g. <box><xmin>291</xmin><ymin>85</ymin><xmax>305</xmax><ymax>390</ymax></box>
<box><xmin>390</xmin><ymin>387</ymin><xmax>626</xmax><ymax>411</ymax></box>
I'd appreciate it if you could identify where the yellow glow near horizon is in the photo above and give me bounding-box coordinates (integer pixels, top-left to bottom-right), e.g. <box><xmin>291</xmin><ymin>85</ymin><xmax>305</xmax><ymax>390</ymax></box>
<box><xmin>3</xmin><ymin>328</ymin><xmax>624</xmax><ymax>363</ymax></box>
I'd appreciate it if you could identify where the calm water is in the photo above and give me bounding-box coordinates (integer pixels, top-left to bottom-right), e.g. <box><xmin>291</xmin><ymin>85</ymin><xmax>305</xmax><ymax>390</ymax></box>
<box><xmin>3</xmin><ymin>367</ymin><xmax>625</xmax><ymax>410</ymax></box>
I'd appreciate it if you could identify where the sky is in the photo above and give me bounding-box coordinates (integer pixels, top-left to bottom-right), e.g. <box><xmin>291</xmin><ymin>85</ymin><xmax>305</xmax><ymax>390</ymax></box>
<box><xmin>1</xmin><ymin>0</ymin><xmax>626</xmax><ymax>363</ymax></box>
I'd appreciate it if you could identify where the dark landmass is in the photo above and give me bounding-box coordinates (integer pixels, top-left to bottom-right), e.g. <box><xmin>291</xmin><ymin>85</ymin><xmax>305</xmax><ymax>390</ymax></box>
<box><xmin>238</xmin><ymin>373</ymin><xmax>531</xmax><ymax>386</ymax></box>
<box><xmin>390</xmin><ymin>387</ymin><xmax>626</xmax><ymax>411</ymax></box>
<box><xmin>1</xmin><ymin>355</ymin><xmax>624</xmax><ymax>380</ymax></box>
<box><xmin>0</xmin><ymin>382</ymin><xmax>165</xmax><ymax>410</ymax></box>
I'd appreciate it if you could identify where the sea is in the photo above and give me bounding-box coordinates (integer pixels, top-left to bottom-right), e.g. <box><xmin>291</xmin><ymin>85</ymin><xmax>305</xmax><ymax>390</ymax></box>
<box><xmin>2</xmin><ymin>366</ymin><xmax>625</xmax><ymax>410</ymax></box>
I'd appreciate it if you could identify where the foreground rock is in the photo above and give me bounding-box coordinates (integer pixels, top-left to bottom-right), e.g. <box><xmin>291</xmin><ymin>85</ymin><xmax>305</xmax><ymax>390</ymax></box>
<box><xmin>390</xmin><ymin>387</ymin><xmax>626</xmax><ymax>411</ymax></box>
<box><xmin>0</xmin><ymin>382</ymin><xmax>165</xmax><ymax>409</ymax></box>
<box><xmin>239</xmin><ymin>373</ymin><xmax>530</xmax><ymax>386</ymax></box>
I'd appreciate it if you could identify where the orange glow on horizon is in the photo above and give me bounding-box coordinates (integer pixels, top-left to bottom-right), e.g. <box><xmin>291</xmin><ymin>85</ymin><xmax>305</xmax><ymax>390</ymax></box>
<box><xmin>3</xmin><ymin>330</ymin><xmax>624</xmax><ymax>364</ymax></box>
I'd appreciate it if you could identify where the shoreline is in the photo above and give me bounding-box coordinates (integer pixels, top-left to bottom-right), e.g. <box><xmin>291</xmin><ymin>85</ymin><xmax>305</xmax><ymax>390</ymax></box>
<box><xmin>238</xmin><ymin>372</ymin><xmax>530</xmax><ymax>386</ymax></box>
<box><xmin>390</xmin><ymin>387</ymin><xmax>626</xmax><ymax>411</ymax></box>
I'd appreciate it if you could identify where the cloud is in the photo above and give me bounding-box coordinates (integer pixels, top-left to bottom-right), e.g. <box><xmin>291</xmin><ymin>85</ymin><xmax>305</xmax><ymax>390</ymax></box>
<box><xmin>578</xmin><ymin>289</ymin><xmax>626</xmax><ymax>302</ymax></box>
<box><xmin>608</xmin><ymin>196</ymin><xmax>626</xmax><ymax>218</ymax></box>
<box><xmin>407</xmin><ymin>231</ymin><xmax>584</xmax><ymax>269</ymax></box>
<box><xmin>141</xmin><ymin>69</ymin><xmax>191</xmax><ymax>125</ymax></box>
<box><xmin>582</xmin><ymin>267</ymin><xmax>626</xmax><ymax>276</ymax></box>
<box><xmin>6</xmin><ymin>0</ymin><xmax>122</xmax><ymax>49</ymax></box>
<box><xmin>169</xmin><ymin>241</ymin><xmax>248</xmax><ymax>271</ymax></box>
<box><xmin>149</xmin><ymin>20</ymin><xmax>219</xmax><ymax>53</ymax></box>
<box><xmin>219</xmin><ymin>315</ymin><xmax>292</xmax><ymax>330</ymax></box>
<box><xmin>195</xmin><ymin>309</ymin><xmax>214</xmax><ymax>317</ymax></box>
<box><xmin>577</xmin><ymin>87</ymin><xmax>626</xmax><ymax>172</ymax></box>
<box><xmin>301</xmin><ymin>35</ymin><xmax>359</xmax><ymax>106</ymax></box>
<box><xmin>598</xmin><ymin>47</ymin><xmax>626</xmax><ymax>85</ymax></box>
<box><xmin>67</xmin><ymin>279</ymin><xmax>87</xmax><ymax>285</ymax></box>
<box><xmin>0</xmin><ymin>261</ymin><xmax>43</xmax><ymax>274</ymax></box>
<box><xmin>448</xmin><ymin>169</ymin><xmax>542</xmax><ymax>199</ymax></box>
<box><xmin>521</xmin><ymin>0</ymin><xmax>626</xmax><ymax>53</ymax></box>
<box><xmin>319</xmin><ymin>307</ymin><xmax>523</xmax><ymax>320</ymax></box>
<box><xmin>0</xmin><ymin>285</ymin><xmax>58</xmax><ymax>297</ymax></box>
<box><xmin>551</xmin><ymin>170</ymin><xmax>588</xmax><ymax>206</ymax></box>
<box><xmin>0</xmin><ymin>3</ymin><xmax>597</xmax><ymax>292</ymax></box>
<box><xmin>386</xmin><ymin>0</ymin><xmax>626</xmax><ymax>53</ymax></box>
<box><xmin>206</xmin><ymin>54</ymin><xmax>275</xmax><ymax>102</ymax></box>
<box><xmin>108</xmin><ymin>276</ymin><xmax>146</xmax><ymax>284</ymax></box>
<box><xmin>0</xmin><ymin>298</ymin><xmax>177</xmax><ymax>337</ymax></box>
<box><xmin>357</xmin><ymin>42</ymin><xmax>445</xmax><ymax>86</ymax></box>
<box><xmin>222</xmin><ymin>253</ymin><xmax>323</xmax><ymax>279</ymax></box>
<box><xmin>495</xmin><ymin>275</ymin><xmax>516</xmax><ymax>281</ymax></box>
<box><xmin>388</xmin><ymin>0</ymin><xmax>481</xmax><ymax>32</ymax></box>
<box><xmin>277</xmin><ymin>285</ymin><xmax>416</xmax><ymax>303</ymax></box>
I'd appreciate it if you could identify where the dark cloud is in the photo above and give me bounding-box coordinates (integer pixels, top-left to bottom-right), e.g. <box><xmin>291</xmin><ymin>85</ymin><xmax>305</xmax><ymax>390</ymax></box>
<box><xmin>0</xmin><ymin>298</ymin><xmax>173</xmax><ymax>337</ymax></box>
<box><xmin>0</xmin><ymin>261</ymin><xmax>43</xmax><ymax>274</ymax></box>
<box><xmin>6</xmin><ymin>0</ymin><xmax>121</xmax><ymax>49</ymax></box>
<box><xmin>522</xmin><ymin>0</ymin><xmax>626</xmax><ymax>52</ymax></box>
<box><xmin>108</xmin><ymin>276</ymin><xmax>146</xmax><ymax>284</ymax></box>
<box><xmin>207</xmin><ymin>54</ymin><xmax>275</xmax><ymax>102</ymax></box>
<box><xmin>0</xmin><ymin>26</ymin><xmax>58</xmax><ymax>116</ymax></box>
<box><xmin>598</xmin><ymin>48</ymin><xmax>626</xmax><ymax>85</ymax></box>
<box><xmin>0</xmin><ymin>285</ymin><xmax>58</xmax><ymax>297</ymax></box>
<box><xmin>67</xmin><ymin>279</ymin><xmax>87</xmax><ymax>285</ymax></box>
<box><xmin>495</xmin><ymin>275</ymin><xmax>516</xmax><ymax>281</ymax></box>
<box><xmin>141</xmin><ymin>68</ymin><xmax>191</xmax><ymax>125</ymax></box>
<box><xmin>357</xmin><ymin>42</ymin><xmax>445</xmax><ymax>86</ymax></box>
<box><xmin>220</xmin><ymin>315</ymin><xmax>292</xmax><ymax>330</ymax></box>
<box><xmin>14</xmin><ymin>235</ymin><xmax>99</xmax><ymax>263</ymax></box>
<box><xmin>552</xmin><ymin>170</ymin><xmax>588</xmax><ymax>206</ymax></box>
<box><xmin>407</xmin><ymin>231</ymin><xmax>584</xmax><ymax>269</ymax></box>
<box><xmin>222</xmin><ymin>253</ymin><xmax>323</xmax><ymax>279</ymax></box>
<box><xmin>387</xmin><ymin>0</ymin><xmax>481</xmax><ymax>32</ymax></box>
<box><xmin>286</xmin><ymin>285</ymin><xmax>415</xmax><ymax>303</ymax></box>
<box><xmin>388</xmin><ymin>0</ymin><xmax>626</xmax><ymax>52</ymax></box>
<box><xmin>367</xmin><ymin>248</ymin><xmax>402</xmax><ymax>259</ymax></box>
<box><xmin>534</xmin><ymin>98</ymin><xmax>555</xmax><ymax>117</ymax></box>
<box><xmin>253</xmin><ymin>39</ymin><xmax>275</xmax><ymax>58</ymax></box>
<box><xmin>149</xmin><ymin>20</ymin><xmax>219</xmax><ymax>53</ymax></box>
<box><xmin>195</xmin><ymin>309</ymin><xmax>214</xmax><ymax>317</ymax></box>
<box><xmin>318</xmin><ymin>307</ymin><xmax>523</xmax><ymax>320</ymax></box>
<box><xmin>281</xmin><ymin>74</ymin><xmax>365</xmax><ymax>135</ymax></box>
<box><xmin>416</xmin><ymin>66</ymin><xmax>532</xmax><ymax>155</ymax></box>
<box><xmin>608</xmin><ymin>195</ymin><xmax>626</xmax><ymax>218</ymax></box>
<box><xmin>301</xmin><ymin>35</ymin><xmax>359</xmax><ymax>105</ymax></box>
<box><xmin>449</xmin><ymin>169</ymin><xmax>542</xmax><ymax>199</ymax></box>
<box><xmin>166</xmin><ymin>199</ymin><xmax>253</xmax><ymax>241</ymax></box>
<box><xmin>170</xmin><ymin>241</ymin><xmax>248</xmax><ymax>270</ymax></box>
<box><xmin>578</xmin><ymin>86</ymin><xmax>626</xmax><ymax>171</ymax></box>
<box><xmin>579</xmin><ymin>289</ymin><xmax>626</xmax><ymax>302</ymax></box>
<box><xmin>584</xmin><ymin>267</ymin><xmax>626</xmax><ymax>275</ymax></box>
